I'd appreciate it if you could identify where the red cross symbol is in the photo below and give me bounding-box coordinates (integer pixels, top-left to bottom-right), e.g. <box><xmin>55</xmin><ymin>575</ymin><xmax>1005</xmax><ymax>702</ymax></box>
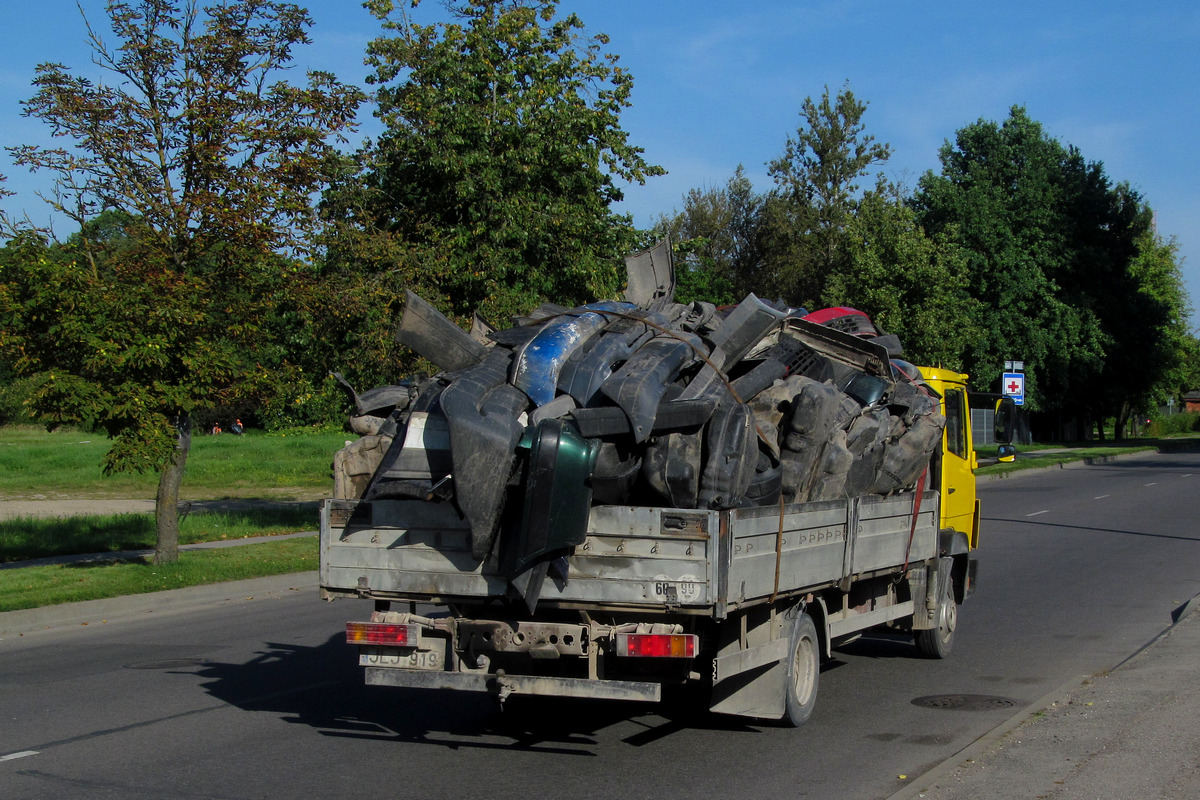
<box><xmin>1007</xmin><ymin>379</ymin><xmax>1021</xmax><ymax>394</ymax></box>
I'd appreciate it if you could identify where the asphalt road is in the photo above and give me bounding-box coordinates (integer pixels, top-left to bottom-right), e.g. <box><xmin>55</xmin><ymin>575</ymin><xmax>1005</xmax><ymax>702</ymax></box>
<box><xmin>0</xmin><ymin>451</ymin><xmax>1196</xmax><ymax>800</ymax></box>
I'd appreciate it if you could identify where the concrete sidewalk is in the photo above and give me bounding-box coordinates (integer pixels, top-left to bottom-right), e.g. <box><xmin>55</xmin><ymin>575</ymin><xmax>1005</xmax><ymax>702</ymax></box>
<box><xmin>889</xmin><ymin>599</ymin><xmax>1200</xmax><ymax>800</ymax></box>
<box><xmin>0</xmin><ymin>571</ymin><xmax>319</xmax><ymax>638</ymax></box>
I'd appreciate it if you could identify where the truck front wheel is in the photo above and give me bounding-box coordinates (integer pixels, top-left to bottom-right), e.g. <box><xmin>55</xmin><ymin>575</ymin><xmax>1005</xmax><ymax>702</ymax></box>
<box><xmin>915</xmin><ymin>570</ymin><xmax>957</xmax><ymax>659</ymax></box>
<box><xmin>783</xmin><ymin>611</ymin><xmax>820</xmax><ymax>726</ymax></box>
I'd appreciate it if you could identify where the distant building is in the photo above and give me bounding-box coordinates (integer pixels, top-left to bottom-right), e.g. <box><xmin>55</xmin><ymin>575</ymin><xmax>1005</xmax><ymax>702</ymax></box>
<box><xmin>1184</xmin><ymin>391</ymin><xmax>1200</xmax><ymax>414</ymax></box>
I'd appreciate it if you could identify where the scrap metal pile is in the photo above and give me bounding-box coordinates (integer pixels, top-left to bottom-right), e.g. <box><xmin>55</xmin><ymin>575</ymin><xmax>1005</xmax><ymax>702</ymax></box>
<box><xmin>332</xmin><ymin>241</ymin><xmax>944</xmax><ymax>601</ymax></box>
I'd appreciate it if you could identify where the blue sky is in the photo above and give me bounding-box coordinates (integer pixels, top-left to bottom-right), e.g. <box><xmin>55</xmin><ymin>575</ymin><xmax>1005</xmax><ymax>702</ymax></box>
<box><xmin>3</xmin><ymin>1</ymin><xmax>1198</xmax><ymax>328</ymax></box>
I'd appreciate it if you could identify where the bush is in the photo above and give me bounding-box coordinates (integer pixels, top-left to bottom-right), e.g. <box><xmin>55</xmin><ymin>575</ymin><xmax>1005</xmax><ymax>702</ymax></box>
<box><xmin>0</xmin><ymin>376</ymin><xmax>38</xmax><ymax>426</ymax></box>
<box><xmin>1148</xmin><ymin>412</ymin><xmax>1200</xmax><ymax>437</ymax></box>
<box><xmin>258</xmin><ymin>372</ymin><xmax>348</xmax><ymax>431</ymax></box>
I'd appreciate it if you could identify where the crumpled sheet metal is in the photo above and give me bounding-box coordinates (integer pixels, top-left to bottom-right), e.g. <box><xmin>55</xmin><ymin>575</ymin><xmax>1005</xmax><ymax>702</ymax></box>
<box><xmin>344</xmin><ymin>279</ymin><xmax>944</xmax><ymax>574</ymax></box>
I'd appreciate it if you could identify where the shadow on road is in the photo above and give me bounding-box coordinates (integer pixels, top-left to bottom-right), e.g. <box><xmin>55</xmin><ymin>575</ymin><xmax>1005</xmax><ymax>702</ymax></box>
<box><xmin>193</xmin><ymin>633</ymin><xmax>773</xmax><ymax>753</ymax></box>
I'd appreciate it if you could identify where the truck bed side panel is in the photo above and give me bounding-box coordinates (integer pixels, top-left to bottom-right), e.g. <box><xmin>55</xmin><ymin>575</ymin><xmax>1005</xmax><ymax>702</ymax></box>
<box><xmin>321</xmin><ymin>500</ymin><xmax>716</xmax><ymax>606</ymax></box>
<box><xmin>724</xmin><ymin>493</ymin><xmax>938</xmax><ymax>603</ymax></box>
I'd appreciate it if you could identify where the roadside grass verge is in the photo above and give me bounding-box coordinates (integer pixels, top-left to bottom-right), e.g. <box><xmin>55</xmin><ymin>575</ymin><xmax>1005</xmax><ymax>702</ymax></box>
<box><xmin>975</xmin><ymin>443</ymin><xmax>1155</xmax><ymax>476</ymax></box>
<box><xmin>0</xmin><ymin>506</ymin><xmax>317</xmax><ymax>563</ymax></box>
<box><xmin>0</xmin><ymin>537</ymin><xmax>316</xmax><ymax>612</ymax></box>
<box><xmin>0</xmin><ymin>425</ymin><xmax>348</xmax><ymax>498</ymax></box>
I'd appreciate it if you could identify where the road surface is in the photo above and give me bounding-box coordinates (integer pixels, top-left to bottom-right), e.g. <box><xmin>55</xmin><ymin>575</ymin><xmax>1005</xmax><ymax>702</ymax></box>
<box><xmin>1</xmin><ymin>451</ymin><xmax>1196</xmax><ymax>799</ymax></box>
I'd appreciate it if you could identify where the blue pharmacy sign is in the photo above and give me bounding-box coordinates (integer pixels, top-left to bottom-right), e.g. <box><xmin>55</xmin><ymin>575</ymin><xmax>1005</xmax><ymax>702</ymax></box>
<box><xmin>1002</xmin><ymin>372</ymin><xmax>1025</xmax><ymax>406</ymax></box>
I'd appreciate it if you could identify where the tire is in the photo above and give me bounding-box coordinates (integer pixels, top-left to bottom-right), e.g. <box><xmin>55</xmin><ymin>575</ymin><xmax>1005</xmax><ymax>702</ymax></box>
<box><xmin>915</xmin><ymin>569</ymin><xmax>958</xmax><ymax>659</ymax></box>
<box><xmin>783</xmin><ymin>611</ymin><xmax>820</xmax><ymax>726</ymax></box>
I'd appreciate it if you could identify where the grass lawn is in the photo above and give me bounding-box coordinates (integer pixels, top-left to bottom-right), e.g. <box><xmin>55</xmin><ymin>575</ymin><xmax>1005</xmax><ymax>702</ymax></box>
<box><xmin>0</xmin><ymin>425</ymin><xmax>340</xmax><ymax>610</ymax></box>
<box><xmin>975</xmin><ymin>442</ymin><xmax>1157</xmax><ymax>476</ymax></box>
<box><xmin>0</xmin><ymin>425</ymin><xmax>349</xmax><ymax>498</ymax></box>
<box><xmin>0</xmin><ymin>537</ymin><xmax>317</xmax><ymax>612</ymax></box>
<box><xmin>0</xmin><ymin>505</ymin><xmax>318</xmax><ymax>563</ymax></box>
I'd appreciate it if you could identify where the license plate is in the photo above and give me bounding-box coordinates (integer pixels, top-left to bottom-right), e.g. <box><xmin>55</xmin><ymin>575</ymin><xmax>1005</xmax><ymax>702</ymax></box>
<box><xmin>359</xmin><ymin>646</ymin><xmax>443</xmax><ymax>670</ymax></box>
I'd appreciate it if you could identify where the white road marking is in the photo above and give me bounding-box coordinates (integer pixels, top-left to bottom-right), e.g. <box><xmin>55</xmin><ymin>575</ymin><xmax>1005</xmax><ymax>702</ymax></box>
<box><xmin>0</xmin><ymin>750</ymin><xmax>39</xmax><ymax>762</ymax></box>
<box><xmin>1094</xmin><ymin>495</ymin><xmax>1109</xmax><ymax>499</ymax></box>
<box><xmin>1026</xmin><ymin>510</ymin><xmax>1050</xmax><ymax>517</ymax></box>
<box><xmin>1145</xmin><ymin>482</ymin><xmax>1158</xmax><ymax>487</ymax></box>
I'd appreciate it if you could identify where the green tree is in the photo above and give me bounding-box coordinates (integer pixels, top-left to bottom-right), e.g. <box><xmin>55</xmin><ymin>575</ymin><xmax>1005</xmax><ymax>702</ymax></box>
<box><xmin>653</xmin><ymin>166</ymin><xmax>760</xmax><ymax>305</ymax></box>
<box><xmin>1</xmin><ymin>0</ymin><xmax>362</xmax><ymax>563</ymax></box>
<box><xmin>1098</xmin><ymin>230</ymin><xmax>1195</xmax><ymax>436</ymax></box>
<box><xmin>322</xmin><ymin>0</ymin><xmax>664</xmax><ymax>325</ymax></box>
<box><xmin>823</xmin><ymin>184</ymin><xmax>980</xmax><ymax>368</ymax></box>
<box><xmin>913</xmin><ymin>106</ymin><xmax>1190</xmax><ymax>441</ymax></box>
<box><xmin>759</xmin><ymin>83</ymin><xmax>891</xmax><ymax>306</ymax></box>
<box><xmin>913</xmin><ymin>108</ymin><xmax>1108</xmax><ymax>417</ymax></box>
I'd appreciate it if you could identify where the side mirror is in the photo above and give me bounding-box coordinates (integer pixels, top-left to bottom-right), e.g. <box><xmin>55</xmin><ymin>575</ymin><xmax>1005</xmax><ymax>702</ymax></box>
<box><xmin>994</xmin><ymin>397</ymin><xmax>1015</xmax><ymax>444</ymax></box>
<box><xmin>997</xmin><ymin>443</ymin><xmax>1017</xmax><ymax>462</ymax></box>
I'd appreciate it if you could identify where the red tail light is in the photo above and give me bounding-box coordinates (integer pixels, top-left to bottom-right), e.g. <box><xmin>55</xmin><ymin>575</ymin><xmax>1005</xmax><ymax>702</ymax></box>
<box><xmin>346</xmin><ymin>621</ymin><xmax>420</xmax><ymax>647</ymax></box>
<box><xmin>615</xmin><ymin>633</ymin><xmax>697</xmax><ymax>658</ymax></box>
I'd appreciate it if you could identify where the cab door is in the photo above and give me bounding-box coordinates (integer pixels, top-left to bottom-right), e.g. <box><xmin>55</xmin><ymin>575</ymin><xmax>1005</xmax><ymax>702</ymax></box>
<box><xmin>938</xmin><ymin>382</ymin><xmax>978</xmax><ymax>542</ymax></box>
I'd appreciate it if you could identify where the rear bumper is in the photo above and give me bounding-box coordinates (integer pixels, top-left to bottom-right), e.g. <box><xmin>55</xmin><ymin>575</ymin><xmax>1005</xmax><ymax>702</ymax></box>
<box><xmin>365</xmin><ymin>667</ymin><xmax>662</xmax><ymax>703</ymax></box>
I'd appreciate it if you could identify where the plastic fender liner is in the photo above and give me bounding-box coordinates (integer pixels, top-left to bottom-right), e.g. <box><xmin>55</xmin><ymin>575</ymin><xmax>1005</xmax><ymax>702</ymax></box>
<box><xmin>698</xmin><ymin>402</ymin><xmax>758</xmax><ymax>509</ymax></box>
<box><xmin>557</xmin><ymin>310</ymin><xmax>664</xmax><ymax>406</ymax></box>
<box><xmin>590</xmin><ymin>438</ymin><xmax>642</xmax><ymax>505</ymax></box>
<box><xmin>599</xmin><ymin>331</ymin><xmax>706</xmax><ymax>443</ymax></box>
<box><xmin>741</xmin><ymin>446</ymin><xmax>783</xmax><ymax>506</ymax></box>
<box><xmin>623</xmin><ymin>238</ymin><xmax>676</xmax><ymax>307</ymax></box>
<box><xmin>808</xmin><ymin>429</ymin><xmax>853</xmax><ymax>502</ymax></box>
<box><xmin>705</xmin><ymin>293</ymin><xmax>789</xmax><ymax>371</ymax></box>
<box><xmin>395</xmin><ymin>290</ymin><xmax>489</xmax><ymax>372</ymax></box>
<box><xmin>842</xmin><ymin>409</ymin><xmax>892</xmax><ymax>497</ymax></box>
<box><xmin>511</xmin><ymin>302</ymin><xmax>634</xmax><ymax>407</ymax></box>
<box><xmin>439</xmin><ymin>348</ymin><xmax>529</xmax><ymax>560</ymax></box>
<box><xmin>870</xmin><ymin>412</ymin><xmax>945</xmax><ymax>495</ymax></box>
<box><xmin>779</xmin><ymin>377</ymin><xmax>841</xmax><ymax>500</ymax></box>
<box><xmin>642</xmin><ymin>429</ymin><xmax>704</xmax><ymax>508</ymax></box>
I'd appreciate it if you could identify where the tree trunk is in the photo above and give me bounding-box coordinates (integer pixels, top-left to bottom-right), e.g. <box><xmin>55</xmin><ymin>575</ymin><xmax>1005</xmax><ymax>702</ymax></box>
<box><xmin>154</xmin><ymin>414</ymin><xmax>192</xmax><ymax>565</ymax></box>
<box><xmin>1115</xmin><ymin>401</ymin><xmax>1131</xmax><ymax>442</ymax></box>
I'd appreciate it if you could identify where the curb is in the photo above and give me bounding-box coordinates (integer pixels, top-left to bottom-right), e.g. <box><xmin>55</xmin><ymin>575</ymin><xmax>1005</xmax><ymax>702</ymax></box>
<box><xmin>883</xmin><ymin>590</ymin><xmax>1200</xmax><ymax>800</ymax></box>
<box><xmin>883</xmin><ymin>675</ymin><xmax>1089</xmax><ymax>800</ymax></box>
<box><xmin>0</xmin><ymin>570</ymin><xmax>319</xmax><ymax>639</ymax></box>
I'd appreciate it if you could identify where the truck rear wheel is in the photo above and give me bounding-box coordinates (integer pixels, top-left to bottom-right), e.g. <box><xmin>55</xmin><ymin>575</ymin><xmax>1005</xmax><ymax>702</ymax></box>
<box><xmin>783</xmin><ymin>611</ymin><xmax>819</xmax><ymax>726</ymax></box>
<box><xmin>915</xmin><ymin>571</ymin><xmax>957</xmax><ymax>659</ymax></box>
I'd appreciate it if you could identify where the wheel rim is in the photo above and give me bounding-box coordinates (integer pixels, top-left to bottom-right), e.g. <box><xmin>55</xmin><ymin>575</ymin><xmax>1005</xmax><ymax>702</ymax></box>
<box><xmin>793</xmin><ymin>633</ymin><xmax>817</xmax><ymax>703</ymax></box>
<box><xmin>938</xmin><ymin>585</ymin><xmax>958</xmax><ymax>644</ymax></box>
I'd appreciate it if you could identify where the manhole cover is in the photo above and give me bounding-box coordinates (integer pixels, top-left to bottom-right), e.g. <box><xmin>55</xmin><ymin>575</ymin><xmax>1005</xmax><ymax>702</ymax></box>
<box><xmin>912</xmin><ymin>694</ymin><xmax>1018</xmax><ymax>711</ymax></box>
<box><xmin>125</xmin><ymin>658</ymin><xmax>208</xmax><ymax>670</ymax></box>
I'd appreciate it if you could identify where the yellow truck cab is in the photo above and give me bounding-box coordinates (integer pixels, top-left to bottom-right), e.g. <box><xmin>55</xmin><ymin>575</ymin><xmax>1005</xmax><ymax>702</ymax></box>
<box><xmin>918</xmin><ymin>367</ymin><xmax>979</xmax><ymax>546</ymax></box>
<box><xmin>916</xmin><ymin>366</ymin><xmax>982</xmax><ymax>606</ymax></box>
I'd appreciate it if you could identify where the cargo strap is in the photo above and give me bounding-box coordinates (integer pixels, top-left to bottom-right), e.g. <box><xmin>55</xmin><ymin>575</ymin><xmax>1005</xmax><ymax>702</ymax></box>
<box><xmin>770</xmin><ymin>492</ymin><xmax>785</xmax><ymax>604</ymax></box>
<box><xmin>899</xmin><ymin>465</ymin><xmax>929</xmax><ymax>579</ymax></box>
